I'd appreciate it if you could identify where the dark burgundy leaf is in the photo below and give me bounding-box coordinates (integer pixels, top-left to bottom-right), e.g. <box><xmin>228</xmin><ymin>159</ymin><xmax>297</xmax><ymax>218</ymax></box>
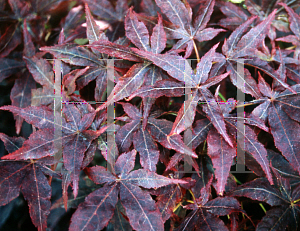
<box><xmin>88</xmin><ymin>40</ymin><xmax>144</xmax><ymax>62</ymax></box>
<box><xmin>133</xmin><ymin>127</ymin><xmax>160</xmax><ymax>172</ymax></box>
<box><xmin>116</xmin><ymin>120</ymin><xmax>140</xmax><ymax>153</ymax></box>
<box><xmin>156</xmin><ymin>183</ymin><xmax>182</xmax><ymax>222</ymax></box>
<box><xmin>204</xmin><ymin>196</ymin><xmax>241</xmax><ymax>216</ymax></box>
<box><xmin>207</xmin><ymin>128</ymin><xmax>236</xmax><ymax>195</ymax></box>
<box><xmin>200</xmin><ymin>88</ymin><xmax>233</xmax><ymax>147</ymax></box>
<box><xmin>268</xmin><ymin>105</ymin><xmax>300</xmax><ymax>175</ymax></box>
<box><xmin>21</xmin><ymin>163</ymin><xmax>51</xmax><ymax>231</ymax></box>
<box><xmin>0</xmin><ymin>24</ymin><xmax>21</xmax><ymax>59</ymax></box>
<box><xmin>10</xmin><ymin>72</ymin><xmax>35</xmax><ymax>134</ymax></box>
<box><xmin>230</xmin><ymin>178</ymin><xmax>287</xmax><ymax>206</ymax></box>
<box><xmin>147</xmin><ymin>118</ymin><xmax>197</xmax><ymax>158</ymax></box>
<box><xmin>124</xmin><ymin>169</ymin><xmax>186</xmax><ymax>189</ymax></box>
<box><xmin>150</xmin><ymin>13</ymin><xmax>166</xmax><ymax>54</ymax></box>
<box><xmin>40</xmin><ymin>44</ymin><xmax>101</xmax><ymax>66</ymax></box>
<box><xmin>256</xmin><ymin>205</ymin><xmax>294</xmax><ymax>231</ymax></box>
<box><xmin>86</xmin><ymin>166</ymin><xmax>116</xmax><ymax>185</ymax></box>
<box><xmin>115</xmin><ymin>150</ymin><xmax>137</xmax><ymax>177</ymax></box>
<box><xmin>120</xmin><ymin>182</ymin><xmax>164</xmax><ymax>231</ymax></box>
<box><xmin>69</xmin><ymin>184</ymin><xmax>118</xmax><ymax>231</ymax></box>
<box><xmin>0</xmin><ymin>161</ymin><xmax>30</xmax><ymax>206</ymax></box>
<box><xmin>0</xmin><ymin>58</ymin><xmax>25</xmax><ymax>82</ymax></box>
<box><xmin>125</xmin><ymin>8</ymin><xmax>151</xmax><ymax>52</ymax></box>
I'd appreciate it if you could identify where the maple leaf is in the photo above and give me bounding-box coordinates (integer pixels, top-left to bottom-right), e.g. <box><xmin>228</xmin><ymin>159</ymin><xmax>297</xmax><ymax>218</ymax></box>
<box><xmin>250</xmin><ymin>73</ymin><xmax>300</xmax><ymax>175</ymax></box>
<box><xmin>0</xmin><ymin>58</ymin><xmax>25</xmax><ymax>83</ymax></box>
<box><xmin>60</xmin><ymin>5</ymin><xmax>86</xmax><ymax>43</ymax></box>
<box><xmin>0</xmin><ymin>0</ymin><xmax>64</xmax><ymax>58</ymax></box>
<box><xmin>23</xmin><ymin>55</ymin><xmax>59</xmax><ymax>106</ymax></box>
<box><xmin>230</xmin><ymin>166</ymin><xmax>300</xmax><ymax>230</ymax></box>
<box><xmin>176</xmin><ymin>174</ymin><xmax>242</xmax><ymax>230</ymax></box>
<box><xmin>69</xmin><ymin>150</ymin><xmax>187</xmax><ymax>231</ymax></box>
<box><xmin>154</xmin><ymin>0</ymin><xmax>225</xmax><ymax>58</ymax></box>
<box><xmin>40</xmin><ymin>36</ymin><xmax>116</xmax><ymax>105</ymax></box>
<box><xmin>66</xmin><ymin>4</ymin><xmax>127</xmax><ymax>102</ymax></box>
<box><xmin>0</xmin><ymin>133</ymin><xmax>59</xmax><ymax>231</ymax></box>
<box><xmin>115</xmin><ymin>102</ymin><xmax>196</xmax><ymax>172</ymax></box>
<box><xmin>176</xmin><ymin>93</ymin><xmax>273</xmax><ymax>195</ymax></box>
<box><xmin>133</xmin><ymin>43</ymin><xmax>232</xmax><ymax>147</ymax></box>
<box><xmin>155</xmin><ymin>170</ymin><xmax>194</xmax><ymax>223</ymax></box>
<box><xmin>0</xmin><ymin>104</ymin><xmax>105</xmax><ymax>198</ymax></box>
<box><xmin>2</xmin><ymin>0</ymin><xmax>300</xmax><ymax>229</ymax></box>
<box><xmin>92</xmin><ymin>9</ymin><xmax>181</xmax><ymax>127</ymax></box>
<box><xmin>219</xmin><ymin>10</ymin><xmax>295</xmax><ymax>94</ymax></box>
<box><xmin>217</xmin><ymin>0</ymin><xmax>294</xmax><ymax>37</ymax></box>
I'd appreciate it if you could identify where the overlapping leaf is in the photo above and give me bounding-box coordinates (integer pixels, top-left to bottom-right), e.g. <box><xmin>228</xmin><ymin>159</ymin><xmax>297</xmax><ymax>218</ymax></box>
<box><xmin>176</xmin><ymin>176</ymin><xmax>241</xmax><ymax>231</ymax></box>
<box><xmin>154</xmin><ymin>0</ymin><xmax>225</xmax><ymax>58</ymax></box>
<box><xmin>0</xmin><ymin>105</ymin><xmax>103</xmax><ymax>198</ymax></box>
<box><xmin>0</xmin><ymin>133</ymin><xmax>58</xmax><ymax>231</ymax></box>
<box><xmin>231</xmin><ymin>169</ymin><xmax>300</xmax><ymax>231</ymax></box>
<box><xmin>69</xmin><ymin>150</ymin><xmax>186</xmax><ymax>231</ymax></box>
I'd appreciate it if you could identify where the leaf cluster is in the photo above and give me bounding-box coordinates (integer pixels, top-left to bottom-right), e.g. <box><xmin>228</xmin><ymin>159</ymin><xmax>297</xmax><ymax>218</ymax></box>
<box><xmin>0</xmin><ymin>0</ymin><xmax>300</xmax><ymax>230</ymax></box>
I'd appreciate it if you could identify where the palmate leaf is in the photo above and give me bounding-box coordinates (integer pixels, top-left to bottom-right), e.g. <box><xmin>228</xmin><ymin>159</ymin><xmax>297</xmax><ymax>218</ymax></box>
<box><xmin>132</xmin><ymin>48</ymin><xmax>195</xmax><ymax>84</ymax></box>
<box><xmin>154</xmin><ymin>0</ymin><xmax>224</xmax><ymax>58</ymax></box>
<box><xmin>216</xmin><ymin>1</ymin><xmax>248</xmax><ymax>30</ymax></box>
<box><xmin>95</xmin><ymin>10</ymin><xmax>171</xmax><ymax>125</ymax></box>
<box><xmin>119</xmin><ymin>181</ymin><xmax>164</xmax><ymax>231</ymax></box>
<box><xmin>232</xmin><ymin>10</ymin><xmax>277</xmax><ymax>58</ymax></box>
<box><xmin>84</xmin><ymin>3</ymin><xmax>102</xmax><ymax>44</ymax></box>
<box><xmin>220</xmin><ymin>10</ymin><xmax>293</xmax><ymax>94</ymax></box>
<box><xmin>199</xmin><ymin>87</ymin><xmax>233</xmax><ymax>147</ymax></box>
<box><xmin>225</xmin><ymin>118</ymin><xmax>273</xmax><ymax>185</ymax></box>
<box><xmin>196</xmin><ymin>97</ymin><xmax>274</xmax><ymax>194</ymax></box>
<box><xmin>0</xmin><ymin>105</ymin><xmax>103</xmax><ymax>198</ymax></box>
<box><xmin>251</xmin><ymin>81</ymin><xmax>300</xmax><ymax>175</ymax></box>
<box><xmin>276</xmin><ymin>3</ymin><xmax>300</xmax><ymax>51</ymax></box>
<box><xmin>256</xmin><ymin>205</ymin><xmax>293</xmax><ymax>231</ymax></box>
<box><xmin>0</xmin><ymin>24</ymin><xmax>22</xmax><ymax>59</ymax></box>
<box><xmin>268</xmin><ymin>105</ymin><xmax>300</xmax><ymax>174</ymax></box>
<box><xmin>170</xmin><ymin>90</ymin><xmax>200</xmax><ymax>135</ymax></box>
<box><xmin>125</xmin><ymin>7</ymin><xmax>151</xmax><ymax>52</ymax></box>
<box><xmin>177</xmin><ymin>176</ymin><xmax>241</xmax><ymax>231</ymax></box>
<box><xmin>116</xmin><ymin>102</ymin><xmax>195</xmax><ymax>172</ymax></box>
<box><xmin>83</xmin><ymin>0</ymin><xmax>127</xmax><ymax>41</ymax></box>
<box><xmin>231</xmin><ymin>168</ymin><xmax>300</xmax><ymax>231</ymax></box>
<box><xmin>135</xmin><ymin>43</ymin><xmax>232</xmax><ymax>147</ymax></box>
<box><xmin>23</xmin><ymin>56</ymin><xmax>57</xmax><ymax>90</ymax></box>
<box><xmin>230</xmin><ymin>178</ymin><xmax>286</xmax><ymax>206</ymax></box>
<box><xmin>0</xmin><ymin>157</ymin><xmax>57</xmax><ymax>231</ymax></box>
<box><xmin>114</xmin><ymin>104</ymin><xmax>160</xmax><ymax>172</ymax></box>
<box><xmin>69</xmin><ymin>150</ymin><xmax>186</xmax><ymax>231</ymax></box>
<box><xmin>107</xmin><ymin>201</ymin><xmax>132</xmax><ymax>231</ymax></box>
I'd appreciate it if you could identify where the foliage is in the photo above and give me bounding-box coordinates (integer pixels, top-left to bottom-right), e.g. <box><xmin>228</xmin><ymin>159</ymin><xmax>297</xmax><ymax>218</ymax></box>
<box><xmin>0</xmin><ymin>0</ymin><xmax>300</xmax><ymax>230</ymax></box>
